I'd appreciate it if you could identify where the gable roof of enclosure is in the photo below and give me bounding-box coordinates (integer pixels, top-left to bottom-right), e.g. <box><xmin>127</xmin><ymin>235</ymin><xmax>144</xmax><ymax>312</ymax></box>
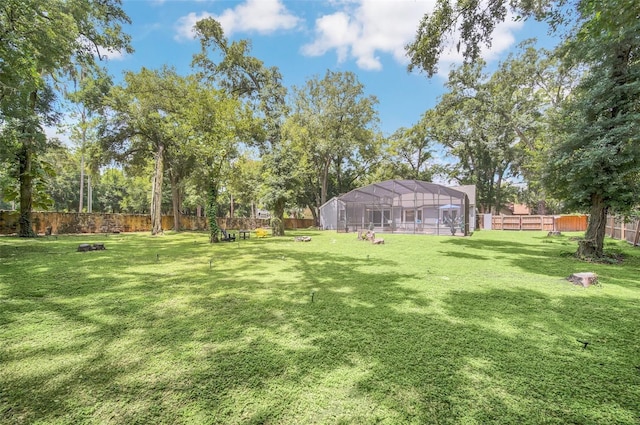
<box><xmin>337</xmin><ymin>179</ymin><xmax>466</xmax><ymax>206</ymax></box>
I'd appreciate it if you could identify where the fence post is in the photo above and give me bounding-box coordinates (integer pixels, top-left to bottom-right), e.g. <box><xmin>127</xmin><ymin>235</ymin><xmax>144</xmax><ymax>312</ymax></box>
<box><xmin>634</xmin><ymin>220</ymin><xmax>640</xmax><ymax>246</ymax></box>
<box><xmin>609</xmin><ymin>216</ymin><xmax>616</xmax><ymax>238</ymax></box>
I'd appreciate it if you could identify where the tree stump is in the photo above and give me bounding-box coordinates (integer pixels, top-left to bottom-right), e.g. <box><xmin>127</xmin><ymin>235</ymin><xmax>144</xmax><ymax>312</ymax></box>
<box><xmin>567</xmin><ymin>272</ymin><xmax>598</xmax><ymax>287</ymax></box>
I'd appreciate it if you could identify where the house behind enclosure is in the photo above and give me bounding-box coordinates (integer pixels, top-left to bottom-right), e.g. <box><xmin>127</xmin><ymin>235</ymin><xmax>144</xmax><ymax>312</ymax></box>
<box><xmin>320</xmin><ymin>180</ymin><xmax>476</xmax><ymax>236</ymax></box>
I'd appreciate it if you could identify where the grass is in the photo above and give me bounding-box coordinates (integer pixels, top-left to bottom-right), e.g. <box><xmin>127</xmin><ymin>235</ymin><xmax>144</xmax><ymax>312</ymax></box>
<box><xmin>1</xmin><ymin>230</ymin><xmax>639</xmax><ymax>424</ymax></box>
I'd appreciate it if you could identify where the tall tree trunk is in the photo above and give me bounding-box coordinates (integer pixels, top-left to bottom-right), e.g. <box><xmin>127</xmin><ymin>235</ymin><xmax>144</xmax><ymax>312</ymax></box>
<box><xmin>207</xmin><ymin>183</ymin><xmax>219</xmax><ymax>243</ymax></box>
<box><xmin>87</xmin><ymin>175</ymin><xmax>92</xmax><ymax>213</ymax></box>
<box><xmin>78</xmin><ymin>70</ymin><xmax>88</xmax><ymax>213</ymax></box>
<box><xmin>79</xmin><ymin>152</ymin><xmax>85</xmax><ymax>212</ymax></box>
<box><xmin>320</xmin><ymin>157</ymin><xmax>331</xmax><ymax>207</ymax></box>
<box><xmin>577</xmin><ymin>193</ymin><xmax>608</xmax><ymax>258</ymax></box>
<box><xmin>335</xmin><ymin>156</ymin><xmax>344</xmax><ymax>194</ymax></box>
<box><xmin>150</xmin><ymin>142</ymin><xmax>165</xmax><ymax>235</ymax></box>
<box><xmin>308</xmin><ymin>203</ymin><xmax>319</xmax><ymax>227</ymax></box>
<box><xmin>18</xmin><ymin>90</ymin><xmax>38</xmax><ymax>238</ymax></box>
<box><xmin>170</xmin><ymin>169</ymin><xmax>181</xmax><ymax>231</ymax></box>
<box><xmin>317</xmin><ymin>194</ymin><xmax>322</xmax><ymax>226</ymax></box>
<box><xmin>18</xmin><ymin>144</ymin><xmax>35</xmax><ymax>237</ymax></box>
<box><xmin>271</xmin><ymin>199</ymin><xmax>286</xmax><ymax>236</ymax></box>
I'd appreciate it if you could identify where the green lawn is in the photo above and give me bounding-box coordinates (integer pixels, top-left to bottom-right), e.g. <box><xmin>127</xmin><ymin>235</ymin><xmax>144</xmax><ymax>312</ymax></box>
<box><xmin>1</xmin><ymin>230</ymin><xmax>639</xmax><ymax>424</ymax></box>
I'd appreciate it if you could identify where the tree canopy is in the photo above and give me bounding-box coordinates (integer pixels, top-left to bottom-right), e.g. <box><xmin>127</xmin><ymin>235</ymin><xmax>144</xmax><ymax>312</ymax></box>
<box><xmin>543</xmin><ymin>0</ymin><xmax>640</xmax><ymax>257</ymax></box>
<box><xmin>407</xmin><ymin>0</ymin><xmax>640</xmax><ymax>257</ymax></box>
<box><xmin>0</xmin><ymin>0</ymin><xmax>131</xmax><ymax>236</ymax></box>
<box><xmin>285</xmin><ymin>70</ymin><xmax>380</xmax><ymax>218</ymax></box>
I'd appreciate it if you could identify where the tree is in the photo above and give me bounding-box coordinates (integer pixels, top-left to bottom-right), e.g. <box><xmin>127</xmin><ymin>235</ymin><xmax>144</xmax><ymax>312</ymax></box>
<box><xmin>259</xmin><ymin>144</ymin><xmax>299</xmax><ymax>236</ymax></box>
<box><xmin>406</xmin><ymin>0</ymin><xmax>557</xmax><ymax>77</ymax></box>
<box><xmin>100</xmin><ymin>67</ymin><xmax>189</xmax><ymax>235</ymax></box>
<box><xmin>161</xmin><ymin>108</ymin><xmax>198</xmax><ymax>232</ymax></box>
<box><xmin>42</xmin><ymin>145</ymin><xmax>80</xmax><ymax>212</ymax></box>
<box><xmin>179</xmin><ymin>79</ymin><xmax>248</xmax><ymax>242</ymax></box>
<box><xmin>0</xmin><ymin>0</ymin><xmax>131</xmax><ymax>236</ymax></box>
<box><xmin>431</xmin><ymin>62</ymin><xmax>523</xmax><ymax>213</ymax></box>
<box><xmin>193</xmin><ymin>18</ymin><xmax>290</xmax><ymax>236</ymax></box>
<box><xmin>384</xmin><ymin>124</ymin><xmax>435</xmax><ymax>182</ymax></box>
<box><xmin>227</xmin><ymin>155</ymin><xmax>263</xmax><ymax>218</ymax></box>
<box><xmin>0</xmin><ymin>81</ymin><xmax>58</xmax><ymax>235</ymax></box>
<box><xmin>543</xmin><ymin>0</ymin><xmax>640</xmax><ymax>257</ymax></box>
<box><xmin>0</xmin><ymin>163</ymin><xmax>17</xmax><ymax>210</ymax></box>
<box><xmin>65</xmin><ymin>67</ymin><xmax>113</xmax><ymax>213</ymax></box>
<box><xmin>94</xmin><ymin>168</ymin><xmax>127</xmax><ymax>213</ymax></box>
<box><xmin>120</xmin><ymin>173</ymin><xmax>151</xmax><ymax>214</ymax></box>
<box><xmin>285</xmin><ymin>70</ymin><xmax>380</xmax><ymax>220</ymax></box>
<box><xmin>407</xmin><ymin>0</ymin><xmax>640</xmax><ymax>257</ymax></box>
<box><xmin>496</xmin><ymin>43</ymin><xmax>581</xmax><ymax>214</ymax></box>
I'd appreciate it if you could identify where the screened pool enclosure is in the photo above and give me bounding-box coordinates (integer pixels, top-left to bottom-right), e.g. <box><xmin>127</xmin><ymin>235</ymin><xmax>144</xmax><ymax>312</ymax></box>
<box><xmin>321</xmin><ymin>180</ymin><xmax>473</xmax><ymax>236</ymax></box>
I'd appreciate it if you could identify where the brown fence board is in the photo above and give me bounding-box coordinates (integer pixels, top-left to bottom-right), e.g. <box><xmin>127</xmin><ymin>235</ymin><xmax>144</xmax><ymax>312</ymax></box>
<box><xmin>555</xmin><ymin>215</ymin><xmax>588</xmax><ymax>232</ymax></box>
<box><xmin>0</xmin><ymin>211</ymin><xmax>315</xmax><ymax>235</ymax></box>
<box><xmin>605</xmin><ymin>215</ymin><xmax>640</xmax><ymax>246</ymax></box>
<box><xmin>490</xmin><ymin>215</ymin><xmax>587</xmax><ymax>231</ymax></box>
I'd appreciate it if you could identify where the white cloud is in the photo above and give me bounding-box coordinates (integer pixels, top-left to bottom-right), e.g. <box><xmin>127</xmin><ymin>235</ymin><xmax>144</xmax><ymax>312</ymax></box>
<box><xmin>302</xmin><ymin>0</ymin><xmax>523</xmax><ymax>73</ymax></box>
<box><xmin>175</xmin><ymin>11</ymin><xmax>215</xmax><ymax>41</ymax></box>
<box><xmin>302</xmin><ymin>0</ymin><xmax>435</xmax><ymax>71</ymax></box>
<box><xmin>174</xmin><ymin>0</ymin><xmax>300</xmax><ymax>41</ymax></box>
<box><xmin>98</xmin><ymin>46</ymin><xmax>127</xmax><ymax>61</ymax></box>
<box><xmin>216</xmin><ymin>0</ymin><xmax>300</xmax><ymax>35</ymax></box>
<box><xmin>172</xmin><ymin>0</ymin><xmax>523</xmax><ymax>72</ymax></box>
<box><xmin>301</xmin><ymin>12</ymin><xmax>359</xmax><ymax>63</ymax></box>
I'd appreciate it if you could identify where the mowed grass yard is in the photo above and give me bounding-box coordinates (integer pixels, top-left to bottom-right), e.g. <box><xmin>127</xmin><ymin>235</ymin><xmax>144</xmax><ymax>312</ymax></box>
<box><xmin>1</xmin><ymin>230</ymin><xmax>639</xmax><ymax>424</ymax></box>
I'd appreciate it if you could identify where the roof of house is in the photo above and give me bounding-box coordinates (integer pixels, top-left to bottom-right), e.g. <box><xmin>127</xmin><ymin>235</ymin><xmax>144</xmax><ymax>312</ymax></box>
<box><xmin>338</xmin><ymin>179</ymin><xmax>468</xmax><ymax>205</ymax></box>
<box><xmin>450</xmin><ymin>185</ymin><xmax>476</xmax><ymax>205</ymax></box>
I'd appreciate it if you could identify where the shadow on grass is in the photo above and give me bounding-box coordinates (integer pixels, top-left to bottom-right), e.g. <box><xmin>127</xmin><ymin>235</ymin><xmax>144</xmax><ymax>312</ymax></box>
<box><xmin>439</xmin><ymin>234</ymin><xmax>640</xmax><ymax>286</ymax></box>
<box><xmin>435</xmin><ymin>286</ymin><xmax>640</xmax><ymax>423</ymax></box>
<box><xmin>1</xmin><ymin>232</ymin><xmax>639</xmax><ymax>424</ymax></box>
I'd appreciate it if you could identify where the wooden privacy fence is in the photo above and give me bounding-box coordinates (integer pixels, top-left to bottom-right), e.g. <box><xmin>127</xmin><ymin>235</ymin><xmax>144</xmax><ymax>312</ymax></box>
<box><xmin>605</xmin><ymin>216</ymin><xmax>640</xmax><ymax>246</ymax></box>
<box><xmin>489</xmin><ymin>215</ymin><xmax>588</xmax><ymax>231</ymax></box>
<box><xmin>0</xmin><ymin>211</ymin><xmax>315</xmax><ymax>235</ymax></box>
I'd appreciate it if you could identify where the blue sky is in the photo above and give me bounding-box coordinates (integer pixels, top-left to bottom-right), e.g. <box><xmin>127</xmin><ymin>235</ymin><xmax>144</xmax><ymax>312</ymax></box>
<box><xmin>96</xmin><ymin>0</ymin><xmax>559</xmax><ymax>137</ymax></box>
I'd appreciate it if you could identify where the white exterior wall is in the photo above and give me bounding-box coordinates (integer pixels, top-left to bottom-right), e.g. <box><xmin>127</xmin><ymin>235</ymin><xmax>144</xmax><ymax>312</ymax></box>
<box><xmin>319</xmin><ymin>198</ymin><xmax>339</xmax><ymax>230</ymax></box>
